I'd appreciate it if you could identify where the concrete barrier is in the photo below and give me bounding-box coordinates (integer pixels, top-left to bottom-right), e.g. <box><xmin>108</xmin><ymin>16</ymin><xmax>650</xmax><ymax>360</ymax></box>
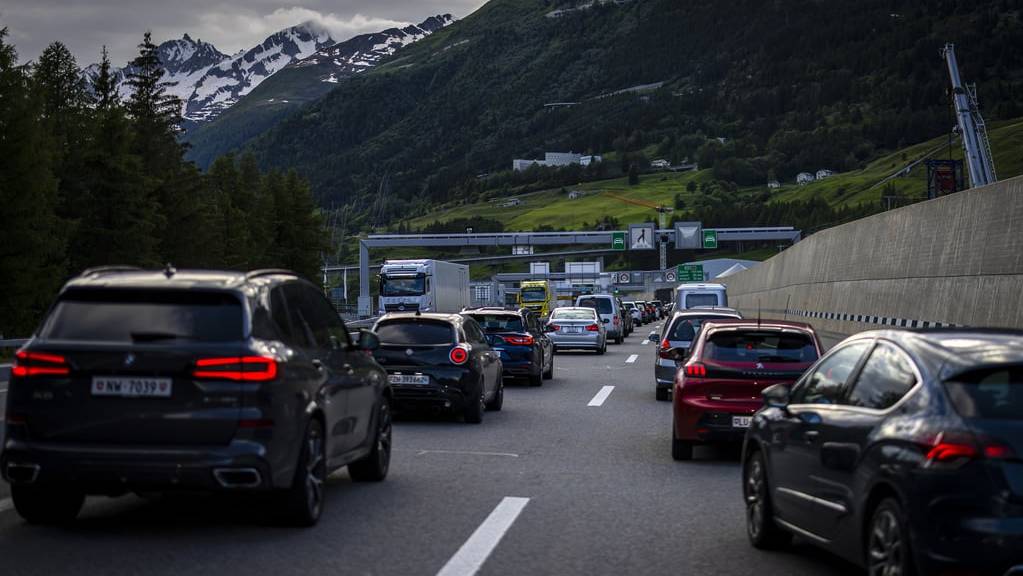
<box><xmin>725</xmin><ymin>175</ymin><xmax>1023</xmax><ymax>348</ymax></box>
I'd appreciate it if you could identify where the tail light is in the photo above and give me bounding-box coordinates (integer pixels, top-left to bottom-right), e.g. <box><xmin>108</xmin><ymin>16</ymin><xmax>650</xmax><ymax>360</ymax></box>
<box><xmin>503</xmin><ymin>335</ymin><xmax>535</xmax><ymax>346</ymax></box>
<box><xmin>586</xmin><ymin>324</ymin><xmax>600</xmax><ymax>332</ymax></box>
<box><xmin>684</xmin><ymin>363</ymin><xmax>707</xmax><ymax>377</ymax></box>
<box><xmin>12</xmin><ymin>350</ymin><xmax>70</xmax><ymax>377</ymax></box>
<box><xmin>449</xmin><ymin>345</ymin><xmax>469</xmax><ymax>365</ymax></box>
<box><xmin>658</xmin><ymin>339</ymin><xmax>674</xmax><ymax>360</ymax></box>
<box><xmin>193</xmin><ymin>356</ymin><xmax>278</xmax><ymax>382</ymax></box>
<box><xmin>548</xmin><ymin>324</ymin><xmax>561</xmax><ymax>332</ymax></box>
<box><xmin>922</xmin><ymin>431</ymin><xmax>1015</xmax><ymax>468</ymax></box>
<box><xmin>613</xmin><ymin>316</ymin><xmax>620</xmax><ymax>325</ymax></box>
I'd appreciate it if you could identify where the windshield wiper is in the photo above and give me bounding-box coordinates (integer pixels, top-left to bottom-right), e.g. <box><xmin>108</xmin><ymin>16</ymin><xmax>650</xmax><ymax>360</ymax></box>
<box><xmin>130</xmin><ymin>331</ymin><xmax>197</xmax><ymax>342</ymax></box>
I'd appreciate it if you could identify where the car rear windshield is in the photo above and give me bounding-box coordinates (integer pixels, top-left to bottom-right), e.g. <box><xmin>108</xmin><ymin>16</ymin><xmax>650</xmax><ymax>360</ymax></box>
<box><xmin>375</xmin><ymin>321</ymin><xmax>454</xmax><ymax>345</ymax></box>
<box><xmin>464</xmin><ymin>314</ymin><xmax>524</xmax><ymax>332</ymax></box>
<box><xmin>669</xmin><ymin>315</ymin><xmax>735</xmax><ymax>342</ymax></box>
<box><xmin>624</xmin><ymin>302</ymin><xmax>636</xmax><ymax>310</ymax></box>
<box><xmin>552</xmin><ymin>309</ymin><xmax>597</xmax><ymax>320</ymax></box>
<box><xmin>578</xmin><ymin>298</ymin><xmax>613</xmax><ymax>314</ymax></box>
<box><xmin>944</xmin><ymin>366</ymin><xmax>1023</xmax><ymax>421</ymax></box>
<box><xmin>40</xmin><ymin>289</ymin><xmax>243</xmax><ymax>342</ymax></box>
<box><xmin>685</xmin><ymin>293</ymin><xmax>720</xmax><ymax>308</ymax></box>
<box><xmin>704</xmin><ymin>330</ymin><xmax>818</xmax><ymax>363</ymax></box>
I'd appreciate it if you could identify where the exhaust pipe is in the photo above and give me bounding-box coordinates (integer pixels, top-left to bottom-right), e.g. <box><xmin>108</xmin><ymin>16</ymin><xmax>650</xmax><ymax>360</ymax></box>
<box><xmin>212</xmin><ymin>468</ymin><xmax>262</xmax><ymax>488</ymax></box>
<box><xmin>6</xmin><ymin>462</ymin><xmax>40</xmax><ymax>484</ymax></box>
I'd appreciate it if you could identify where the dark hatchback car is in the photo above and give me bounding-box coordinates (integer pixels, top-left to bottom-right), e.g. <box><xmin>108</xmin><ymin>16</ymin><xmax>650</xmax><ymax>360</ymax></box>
<box><xmin>743</xmin><ymin>329</ymin><xmax>1023</xmax><ymax>576</ymax></box>
<box><xmin>461</xmin><ymin>308</ymin><xmax>553</xmax><ymax>386</ymax></box>
<box><xmin>671</xmin><ymin>320</ymin><xmax>821</xmax><ymax>460</ymax></box>
<box><xmin>1</xmin><ymin>267</ymin><xmax>392</xmax><ymax>526</ymax></box>
<box><xmin>371</xmin><ymin>313</ymin><xmax>504</xmax><ymax>423</ymax></box>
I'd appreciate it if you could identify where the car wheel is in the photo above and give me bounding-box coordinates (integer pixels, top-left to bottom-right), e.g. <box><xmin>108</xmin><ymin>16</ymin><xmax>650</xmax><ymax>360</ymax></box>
<box><xmin>486</xmin><ymin>381</ymin><xmax>504</xmax><ymax>411</ymax></box>
<box><xmin>656</xmin><ymin>387</ymin><xmax>670</xmax><ymax>402</ymax></box>
<box><xmin>596</xmin><ymin>343</ymin><xmax>606</xmax><ymax>355</ymax></box>
<box><xmin>349</xmin><ymin>399</ymin><xmax>392</xmax><ymax>482</ymax></box>
<box><xmin>542</xmin><ymin>353</ymin><xmax>554</xmax><ymax>380</ymax></box>
<box><xmin>279</xmin><ymin>418</ymin><xmax>326</xmax><ymax>526</ymax></box>
<box><xmin>528</xmin><ymin>371</ymin><xmax>543</xmax><ymax>387</ymax></box>
<box><xmin>744</xmin><ymin>450</ymin><xmax>792</xmax><ymax>549</ymax></box>
<box><xmin>463</xmin><ymin>380</ymin><xmax>485</xmax><ymax>424</ymax></box>
<box><xmin>614</xmin><ymin>334</ymin><xmax>623</xmax><ymax>345</ymax></box>
<box><xmin>671</xmin><ymin>416</ymin><xmax>693</xmax><ymax>461</ymax></box>
<box><xmin>11</xmin><ymin>484</ymin><xmax>84</xmax><ymax>525</ymax></box>
<box><xmin>867</xmin><ymin>498</ymin><xmax>915</xmax><ymax>576</ymax></box>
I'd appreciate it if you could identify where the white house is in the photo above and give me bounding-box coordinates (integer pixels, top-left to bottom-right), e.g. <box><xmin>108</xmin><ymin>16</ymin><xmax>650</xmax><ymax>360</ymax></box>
<box><xmin>797</xmin><ymin>172</ymin><xmax>815</xmax><ymax>185</ymax></box>
<box><xmin>568</xmin><ymin>190</ymin><xmax>585</xmax><ymax>199</ymax></box>
<box><xmin>816</xmin><ymin>169</ymin><xmax>834</xmax><ymax>180</ymax></box>
<box><xmin>580</xmin><ymin>155</ymin><xmax>602</xmax><ymax>166</ymax></box>
<box><xmin>512</xmin><ymin>152</ymin><xmax>585</xmax><ymax>171</ymax></box>
<box><xmin>513</xmin><ymin>159</ymin><xmax>541</xmax><ymax>171</ymax></box>
<box><xmin>501</xmin><ymin>198</ymin><xmax>524</xmax><ymax>207</ymax></box>
<box><xmin>651</xmin><ymin>159</ymin><xmax>670</xmax><ymax>169</ymax></box>
<box><xmin>767</xmin><ymin>180</ymin><xmax>781</xmax><ymax>189</ymax></box>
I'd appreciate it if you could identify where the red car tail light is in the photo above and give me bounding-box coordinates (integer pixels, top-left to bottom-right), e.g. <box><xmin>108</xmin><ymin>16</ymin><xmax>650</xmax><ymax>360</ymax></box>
<box><xmin>586</xmin><ymin>324</ymin><xmax>600</xmax><ymax>332</ymax></box>
<box><xmin>12</xmin><ymin>350</ymin><xmax>70</xmax><ymax>377</ymax></box>
<box><xmin>193</xmin><ymin>356</ymin><xmax>278</xmax><ymax>382</ymax></box>
<box><xmin>503</xmin><ymin>335</ymin><xmax>535</xmax><ymax>346</ymax></box>
<box><xmin>449</xmin><ymin>345</ymin><xmax>469</xmax><ymax>365</ymax></box>
<box><xmin>548</xmin><ymin>324</ymin><xmax>561</xmax><ymax>331</ymax></box>
<box><xmin>922</xmin><ymin>431</ymin><xmax>1015</xmax><ymax>467</ymax></box>
<box><xmin>658</xmin><ymin>339</ymin><xmax>674</xmax><ymax>359</ymax></box>
<box><xmin>684</xmin><ymin>363</ymin><xmax>707</xmax><ymax>377</ymax></box>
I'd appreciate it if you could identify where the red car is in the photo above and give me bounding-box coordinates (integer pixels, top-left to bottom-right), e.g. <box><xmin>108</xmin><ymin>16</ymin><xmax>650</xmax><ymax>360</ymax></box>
<box><xmin>670</xmin><ymin>320</ymin><xmax>822</xmax><ymax>460</ymax></box>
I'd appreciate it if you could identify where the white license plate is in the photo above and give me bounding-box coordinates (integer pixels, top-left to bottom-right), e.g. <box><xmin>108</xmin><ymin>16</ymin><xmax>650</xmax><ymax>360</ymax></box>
<box><xmin>732</xmin><ymin>416</ymin><xmax>752</xmax><ymax>428</ymax></box>
<box><xmin>565</xmin><ymin>326</ymin><xmax>583</xmax><ymax>334</ymax></box>
<box><xmin>91</xmin><ymin>376</ymin><xmax>172</xmax><ymax>398</ymax></box>
<box><xmin>389</xmin><ymin>374</ymin><xmax>430</xmax><ymax>385</ymax></box>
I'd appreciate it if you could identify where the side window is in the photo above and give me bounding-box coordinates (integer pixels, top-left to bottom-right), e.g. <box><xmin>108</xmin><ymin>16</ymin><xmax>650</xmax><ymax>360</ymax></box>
<box><xmin>792</xmin><ymin>342</ymin><xmax>871</xmax><ymax>405</ymax></box>
<box><xmin>283</xmin><ymin>283</ymin><xmax>318</xmax><ymax>348</ymax></box>
<box><xmin>526</xmin><ymin>314</ymin><xmax>539</xmax><ymax>334</ymax></box>
<box><xmin>304</xmin><ymin>285</ymin><xmax>351</xmax><ymax>350</ymax></box>
<box><xmin>463</xmin><ymin>319</ymin><xmax>487</xmax><ymax>346</ymax></box>
<box><xmin>270</xmin><ymin>286</ymin><xmax>303</xmax><ymax>347</ymax></box>
<box><xmin>844</xmin><ymin>343</ymin><xmax>918</xmax><ymax>410</ymax></box>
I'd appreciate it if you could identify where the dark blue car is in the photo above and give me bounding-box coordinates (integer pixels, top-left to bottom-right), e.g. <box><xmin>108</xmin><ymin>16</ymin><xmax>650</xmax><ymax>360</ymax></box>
<box><xmin>462</xmin><ymin>308</ymin><xmax>554</xmax><ymax>387</ymax></box>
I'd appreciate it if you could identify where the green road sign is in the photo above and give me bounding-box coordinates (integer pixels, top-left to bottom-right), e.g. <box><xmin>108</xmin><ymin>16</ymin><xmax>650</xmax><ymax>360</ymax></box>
<box><xmin>612</xmin><ymin>232</ymin><xmax>626</xmax><ymax>251</ymax></box>
<box><xmin>702</xmin><ymin>229</ymin><xmax>718</xmax><ymax>249</ymax></box>
<box><xmin>676</xmin><ymin>264</ymin><xmax>704</xmax><ymax>282</ymax></box>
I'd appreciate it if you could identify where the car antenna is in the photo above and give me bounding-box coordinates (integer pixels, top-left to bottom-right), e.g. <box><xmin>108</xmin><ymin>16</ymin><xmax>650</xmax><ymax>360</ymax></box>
<box><xmin>757</xmin><ymin>299</ymin><xmax>761</xmax><ymax>328</ymax></box>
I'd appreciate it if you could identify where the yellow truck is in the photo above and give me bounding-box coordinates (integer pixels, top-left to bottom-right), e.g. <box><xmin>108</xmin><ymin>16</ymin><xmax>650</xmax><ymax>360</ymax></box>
<box><xmin>518</xmin><ymin>280</ymin><xmax>552</xmax><ymax>317</ymax></box>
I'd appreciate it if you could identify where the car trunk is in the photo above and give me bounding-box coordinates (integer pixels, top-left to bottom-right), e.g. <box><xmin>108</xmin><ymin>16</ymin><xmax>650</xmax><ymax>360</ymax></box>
<box><xmin>550</xmin><ymin>320</ymin><xmax>598</xmax><ymax>335</ymax></box>
<box><xmin>373</xmin><ymin>344</ymin><xmax>456</xmax><ymax>369</ymax></box>
<box><xmin>688</xmin><ymin>360</ymin><xmax>814</xmax><ymax>401</ymax></box>
<box><xmin>19</xmin><ymin>342</ymin><xmax>246</xmax><ymax>446</ymax></box>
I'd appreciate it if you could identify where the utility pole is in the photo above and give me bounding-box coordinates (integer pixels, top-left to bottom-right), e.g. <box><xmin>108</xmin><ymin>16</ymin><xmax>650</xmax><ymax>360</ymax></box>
<box><xmin>943</xmin><ymin>43</ymin><xmax>997</xmax><ymax>188</ymax></box>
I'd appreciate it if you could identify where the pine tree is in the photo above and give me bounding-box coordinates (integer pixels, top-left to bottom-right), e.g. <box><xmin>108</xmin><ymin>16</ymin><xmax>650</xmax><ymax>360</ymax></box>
<box><xmin>94</xmin><ymin>46</ymin><xmax>118</xmax><ymax>110</ymax></box>
<box><xmin>0</xmin><ymin>29</ymin><xmax>67</xmax><ymax>336</ymax></box>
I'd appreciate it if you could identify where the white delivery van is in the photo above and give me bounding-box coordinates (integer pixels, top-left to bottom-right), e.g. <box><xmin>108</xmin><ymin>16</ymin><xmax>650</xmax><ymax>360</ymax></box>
<box><xmin>675</xmin><ymin>283</ymin><xmax>728</xmax><ymax>310</ymax></box>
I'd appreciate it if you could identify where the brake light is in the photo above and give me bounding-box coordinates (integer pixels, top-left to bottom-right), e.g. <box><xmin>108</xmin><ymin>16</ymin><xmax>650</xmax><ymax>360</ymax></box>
<box><xmin>503</xmin><ymin>335</ymin><xmax>535</xmax><ymax>346</ymax></box>
<box><xmin>11</xmin><ymin>350</ymin><xmax>70</xmax><ymax>377</ymax></box>
<box><xmin>684</xmin><ymin>363</ymin><xmax>707</xmax><ymax>377</ymax></box>
<box><xmin>926</xmin><ymin>442</ymin><xmax>977</xmax><ymax>462</ymax></box>
<box><xmin>658</xmin><ymin>339</ymin><xmax>674</xmax><ymax>360</ymax></box>
<box><xmin>613</xmin><ymin>316</ymin><xmax>620</xmax><ymax>325</ymax></box>
<box><xmin>922</xmin><ymin>432</ymin><xmax>1015</xmax><ymax>466</ymax></box>
<box><xmin>586</xmin><ymin>324</ymin><xmax>600</xmax><ymax>332</ymax></box>
<box><xmin>193</xmin><ymin>356</ymin><xmax>278</xmax><ymax>382</ymax></box>
<box><xmin>449</xmin><ymin>345</ymin><xmax>469</xmax><ymax>365</ymax></box>
<box><xmin>548</xmin><ymin>324</ymin><xmax>561</xmax><ymax>331</ymax></box>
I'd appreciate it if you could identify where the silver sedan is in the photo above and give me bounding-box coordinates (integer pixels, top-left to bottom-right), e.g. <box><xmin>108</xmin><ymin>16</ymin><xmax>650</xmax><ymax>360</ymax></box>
<box><xmin>545</xmin><ymin>307</ymin><xmax>607</xmax><ymax>354</ymax></box>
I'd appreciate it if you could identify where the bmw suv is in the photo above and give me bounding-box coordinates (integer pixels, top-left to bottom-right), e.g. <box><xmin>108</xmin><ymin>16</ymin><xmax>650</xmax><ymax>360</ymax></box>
<box><xmin>2</xmin><ymin>267</ymin><xmax>392</xmax><ymax>526</ymax></box>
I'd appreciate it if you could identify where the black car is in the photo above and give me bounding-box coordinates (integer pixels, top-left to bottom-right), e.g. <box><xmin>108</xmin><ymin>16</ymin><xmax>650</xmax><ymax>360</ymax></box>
<box><xmin>461</xmin><ymin>308</ymin><xmax>554</xmax><ymax>386</ymax></box>
<box><xmin>742</xmin><ymin>329</ymin><xmax>1023</xmax><ymax>576</ymax></box>
<box><xmin>1</xmin><ymin>267</ymin><xmax>391</xmax><ymax>526</ymax></box>
<box><xmin>371</xmin><ymin>313</ymin><xmax>504</xmax><ymax>422</ymax></box>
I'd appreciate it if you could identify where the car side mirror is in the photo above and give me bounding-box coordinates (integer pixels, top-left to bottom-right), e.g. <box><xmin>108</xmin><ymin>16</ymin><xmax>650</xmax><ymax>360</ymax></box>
<box><xmin>762</xmin><ymin>383</ymin><xmax>791</xmax><ymax>409</ymax></box>
<box><xmin>602</xmin><ymin>318</ymin><xmax>610</xmax><ymax>324</ymax></box>
<box><xmin>648</xmin><ymin>331</ymin><xmax>659</xmax><ymax>342</ymax></box>
<box><xmin>357</xmin><ymin>329</ymin><xmax>380</xmax><ymax>351</ymax></box>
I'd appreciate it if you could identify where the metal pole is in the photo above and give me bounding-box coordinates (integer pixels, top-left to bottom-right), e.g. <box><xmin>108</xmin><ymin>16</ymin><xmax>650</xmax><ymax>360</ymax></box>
<box><xmin>358</xmin><ymin>240</ymin><xmax>371</xmax><ymax>318</ymax></box>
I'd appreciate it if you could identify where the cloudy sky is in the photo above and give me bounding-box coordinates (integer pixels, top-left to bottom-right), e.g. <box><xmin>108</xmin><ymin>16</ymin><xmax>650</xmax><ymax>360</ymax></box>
<box><xmin>1</xmin><ymin>1</ymin><xmax>487</xmax><ymax>65</ymax></box>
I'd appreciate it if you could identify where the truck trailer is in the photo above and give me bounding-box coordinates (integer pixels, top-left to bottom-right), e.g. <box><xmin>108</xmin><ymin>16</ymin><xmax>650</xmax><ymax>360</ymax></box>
<box><xmin>378</xmin><ymin>259</ymin><xmax>469</xmax><ymax>314</ymax></box>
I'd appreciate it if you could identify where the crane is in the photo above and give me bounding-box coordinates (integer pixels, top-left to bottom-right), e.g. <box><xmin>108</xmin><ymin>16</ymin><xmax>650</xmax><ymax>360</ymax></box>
<box><xmin>605</xmin><ymin>193</ymin><xmax>674</xmax><ymax>269</ymax></box>
<box><xmin>943</xmin><ymin>43</ymin><xmax>997</xmax><ymax>189</ymax></box>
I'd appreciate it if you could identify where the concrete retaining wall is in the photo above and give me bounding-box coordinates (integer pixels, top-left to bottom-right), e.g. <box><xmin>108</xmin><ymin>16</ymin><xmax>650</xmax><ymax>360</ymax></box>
<box><xmin>725</xmin><ymin>175</ymin><xmax>1023</xmax><ymax>348</ymax></box>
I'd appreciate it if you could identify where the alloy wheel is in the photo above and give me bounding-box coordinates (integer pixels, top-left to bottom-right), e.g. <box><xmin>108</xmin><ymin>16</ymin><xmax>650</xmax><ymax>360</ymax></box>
<box><xmin>745</xmin><ymin>457</ymin><xmax>766</xmax><ymax>541</ymax></box>
<box><xmin>376</xmin><ymin>402</ymin><xmax>393</xmax><ymax>473</ymax></box>
<box><xmin>304</xmin><ymin>424</ymin><xmax>325</xmax><ymax>518</ymax></box>
<box><xmin>868</xmin><ymin>507</ymin><xmax>904</xmax><ymax>576</ymax></box>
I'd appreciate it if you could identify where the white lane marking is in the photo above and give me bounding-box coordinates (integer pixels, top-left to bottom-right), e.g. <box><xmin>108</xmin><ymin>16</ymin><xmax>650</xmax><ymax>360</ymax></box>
<box><xmin>407</xmin><ymin>449</ymin><xmax>519</xmax><ymax>458</ymax></box>
<box><xmin>0</xmin><ymin>388</ymin><xmax>7</xmax><ymax>394</ymax></box>
<box><xmin>0</xmin><ymin>498</ymin><xmax>12</xmax><ymax>514</ymax></box>
<box><xmin>625</xmin><ymin>354</ymin><xmax>638</xmax><ymax>364</ymax></box>
<box><xmin>587</xmin><ymin>385</ymin><xmax>615</xmax><ymax>407</ymax></box>
<box><xmin>436</xmin><ymin>497</ymin><xmax>530</xmax><ymax>576</ymax></box>
<box><xmin>640</xmin><ymin>340</ymin><xmax>650</xmax><ymax>346</ymax></box>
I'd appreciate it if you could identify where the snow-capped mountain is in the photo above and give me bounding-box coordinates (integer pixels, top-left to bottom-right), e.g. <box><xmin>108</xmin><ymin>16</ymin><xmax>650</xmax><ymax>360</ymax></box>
<box><xmin>292</xmin><ymin>15</ymin><xmax>454</xmax><ymax>85</ymax></box>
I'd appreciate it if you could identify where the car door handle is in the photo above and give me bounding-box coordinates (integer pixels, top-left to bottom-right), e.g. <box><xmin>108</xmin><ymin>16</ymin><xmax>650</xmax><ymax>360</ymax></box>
<box><xmin>342</xmin><ymin>363</ymin><xmax>354</xmax><ymax>375</ymax></box>
<box><xmin>312</xmin><ymin>359</ymin><xmax>324</xmax><ymax>370</ymax></box>
<box><xmin>805</xmin><ymin>430</ymin><xmax>820</xmax><ymax>442</ymax></box>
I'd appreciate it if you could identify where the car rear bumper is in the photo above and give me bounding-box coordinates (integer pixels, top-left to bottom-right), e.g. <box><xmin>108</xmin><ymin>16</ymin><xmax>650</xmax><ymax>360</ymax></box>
<box><xmin>655</xmin><ymin>363</ymin><xmax>676</xmax><ymax>388</ymax></box>
<box><xmin>1</xmin><ymin>437</ymin><xmax>280</xmax><ymax>493</ymax></box>
<box><xmin>500</xmin><ymin>358</ymin><xmax>538</xmax><ymax>376</ymax></box>
<box><xmin>673</xmin><ymin>395</ymin><xmax>760</xmax><ymax>442</ymax></box>
<box><xmin>549</xmin><ymin>333</ymin><xmax>603</xmax><ymax>349</ymax></box>
<box><xmin>913</xmin><ymin>511</ymin><xmax>1023</xmax><ymax>574</ymax></box>
<box><xmin>387</xmin><ymin>368</ymin><xmax>475</xmax><ymax>412</ymax></box>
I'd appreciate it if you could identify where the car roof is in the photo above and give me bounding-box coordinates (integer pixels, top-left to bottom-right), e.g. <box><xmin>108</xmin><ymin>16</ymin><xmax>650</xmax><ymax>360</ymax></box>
<box><xmin>377</xmin><ymin>312</ymin><xmax>465</xmax><ymax>324</ymax></box>
<box><xmin>462</xmin><ymin>309</ymin><xmax>524</xmax><ymax>317</ymax></box>
<box><xmin>577</xmin><ymin>294</ymin><xmax>614</xmax><ymax>299</ymax></box>
<box><xmin>552</xmin><ymin>307</ymin><xmax>598</xmax><ymax>313</ymax></box>
<box><xmin>677</xmin><ymin>283</ymin><xmax>726</xmax><ymax>290</ymax></box>
<box><xmin>670</xmin><ymin>308</ymin><xmax>741</xmax><ymax>320</ymax></box>
<box><xmin>842</xmin><ymin>328</ymin><xmax>1023</xmax><ymax>378</ymax></box>
<box><xmin>699</xmin><ymin>318</ymin><xmax>816</xmax><ymax>332</ymax></box>
<box><xmin>62</xmin><ymin>267</ymin><xmax>298</xmax><ymax>291</ymax></box>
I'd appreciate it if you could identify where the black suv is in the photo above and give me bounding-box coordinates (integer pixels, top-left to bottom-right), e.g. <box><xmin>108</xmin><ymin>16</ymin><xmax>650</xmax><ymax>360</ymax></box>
<box><xmin>461</xmin><ymin>307</ymin><xmax>554</xmax><ymax>386</ymax></box>
<box><xmin>1</xmin><ymin>267</ymin><xmax>392</xmax><ymax>526</ymax></box>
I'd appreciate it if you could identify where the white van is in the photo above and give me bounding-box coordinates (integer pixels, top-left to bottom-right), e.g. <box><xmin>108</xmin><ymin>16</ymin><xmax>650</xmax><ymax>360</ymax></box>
<box><xmin>675</xmin><ymin>283</ymin><xmax>728</xmax><ymax>310</ymax></box>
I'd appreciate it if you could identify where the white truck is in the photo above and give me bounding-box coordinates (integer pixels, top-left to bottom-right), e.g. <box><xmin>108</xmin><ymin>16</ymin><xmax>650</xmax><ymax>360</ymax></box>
<box><xmin>377</xmin><ymin>259</ymin><xmax>469</xmax><ymax>314</ymax></box>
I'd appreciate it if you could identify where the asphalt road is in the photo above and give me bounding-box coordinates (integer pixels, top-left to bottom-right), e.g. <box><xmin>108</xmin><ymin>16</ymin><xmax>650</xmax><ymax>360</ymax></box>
<box><xmin>0</xmin><ymin>331</ymin><xmax>859</xmax><ymax>576</ymax></box>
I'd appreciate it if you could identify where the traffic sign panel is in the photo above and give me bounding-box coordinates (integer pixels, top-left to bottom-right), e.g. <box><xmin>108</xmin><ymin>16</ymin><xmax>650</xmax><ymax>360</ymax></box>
<box><xmin>629</xmin><ymin>224</ymin><xmax>655</xmax><ymax>250</ymax></box>
<box><xmin>611</xmin><ymin>232</ymin><xmax>626</xmax><ymax>251</ymax></box>
<box><xmin>702</xmin><ymin>230</ymin><xmax>718</xmax><ymax>249</ymax></box>
<box><xmin>676</xmin><ymin>264</ymin><xmax>704</xmax><ymax>282</ymax></box>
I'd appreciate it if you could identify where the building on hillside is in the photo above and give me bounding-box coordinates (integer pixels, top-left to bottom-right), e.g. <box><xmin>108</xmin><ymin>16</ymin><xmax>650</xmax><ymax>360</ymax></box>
<box><xmin>501</xmin><ymin>198</ymin><xmax>524</xmax><ymax>207</ymax></box>
<box><xmin>513</xmin><ymin>159</ymin><xmax>541</xmax><ymax>171</ymax></box>
<box><xmin>513</xmin><ymin>151</ymin><xmax>586</xmax><ymax>171</ymax></box>
<box><xmin>651</xmin><ymin>159</ymin><xmax>670</xmax><ymax>169</ymax></box>
<box><xmin>797</xmin><ymin>172</ymin><xmax>815</xmax><ymax>185</ymax></box>
<box><xmin>816</xmin><ymin>169</ymin><xmax>834</xmax><ymax>180</ymax></box>
<box><xmin>580</xmin><ymin>155</ymin><xmax>602</xmax><ymax>166</ymax></box>
<box><xmin>568</xmin><ymin>190</ymin><xmax>585</xmax><ymax>199</ymax></box>
<box><xmin>767</xmin><ymin>180</ymin><xmax>781</xmax><ymax>189</ymax></box>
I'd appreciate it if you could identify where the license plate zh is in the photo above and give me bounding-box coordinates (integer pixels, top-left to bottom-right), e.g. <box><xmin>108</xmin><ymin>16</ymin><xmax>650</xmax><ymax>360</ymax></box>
<box><xmin>91</xmin><ymin>376</ymin><xmax>172</xmax><ymax>398</ymax></box>
<box><xmin>389</xmin><ymin>374</ymin><xmax>430</xmax><ymax>385</ymax></box>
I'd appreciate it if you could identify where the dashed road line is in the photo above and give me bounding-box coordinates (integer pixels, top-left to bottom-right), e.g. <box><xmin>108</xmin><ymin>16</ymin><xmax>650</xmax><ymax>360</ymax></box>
<box><xmin>640</xmin><ymin>340</ymin><xmax>650</xmax><ymax>346</ymax></box>
<box><xmin>587</xmin><ymin>385</ymin><xmax>615</xmax><ymax>407</ymax></box>
<box><xmin>625</xmin><ymin>354</ymin><xmax>638</xmax><ymax>364</ymax></box>
<box><xmin>403</xmin><ymin>449</ymin><xmax>520</xmax><ymax>458</ymax></box>
<box><xmin>436</xmin><ymin>497</ymin><xmax>530</xmax><ymax>576</ymax></box>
